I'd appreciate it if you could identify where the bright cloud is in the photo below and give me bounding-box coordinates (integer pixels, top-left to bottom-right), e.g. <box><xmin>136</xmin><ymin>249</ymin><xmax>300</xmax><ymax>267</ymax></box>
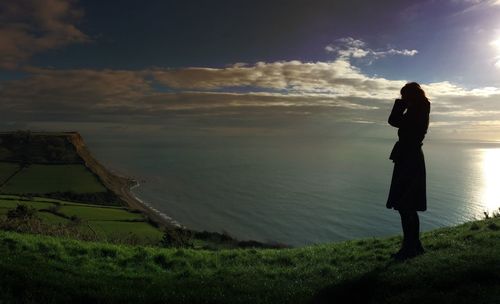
<box><xmin>490</xmin><ymin>0</ymin><xmax>500</xmax><ymax>5</ymax></box>
<box><xmin>490</xmin><ymin>39</ymin><xmax>500</xmax><ymax>68</ymax></box>
<box><xmin>151</xmin><ymin>59</ymin><xmax>405</xmax><ymax>98</ymax></box>
<box><xmin>325</xmin><ymin>37</ymin><xmax>418</xmax><ymax>62</ymax></box>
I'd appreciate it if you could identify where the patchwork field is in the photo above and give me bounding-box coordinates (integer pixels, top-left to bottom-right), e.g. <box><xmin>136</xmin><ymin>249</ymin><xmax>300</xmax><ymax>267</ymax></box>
<box><xmin>0</xmin><ymin>196</ymin><xmax>163</xmax><ymax>243</ymax></box>
<box><xmin>0</xmin><ymin>164</ymin><xmax>107</xmax><ymax>194</ymax></box>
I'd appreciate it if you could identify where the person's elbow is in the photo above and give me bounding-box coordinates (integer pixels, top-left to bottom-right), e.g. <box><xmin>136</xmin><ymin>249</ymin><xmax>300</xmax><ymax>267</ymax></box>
<box><xmin>388</xmin><ymin>116</ymin><xmax>400</xmax><ymax>127</ymax></box>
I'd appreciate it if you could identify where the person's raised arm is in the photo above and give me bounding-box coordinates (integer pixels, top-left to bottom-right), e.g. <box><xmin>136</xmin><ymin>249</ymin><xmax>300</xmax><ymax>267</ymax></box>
<box><xmin>388</xmin><ymin>99</ymin><xmax>407</xmax><ymax>128</ymax></box>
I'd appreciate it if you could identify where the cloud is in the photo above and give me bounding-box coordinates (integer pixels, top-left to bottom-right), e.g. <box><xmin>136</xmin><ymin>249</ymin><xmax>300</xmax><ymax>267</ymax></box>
<box><xmin>0</xmin><ymin>65</ymin><xmax>384</xmax><ymax>115</ymax></box>
<box><xmin>2</xmin><ymin>56</ymin><xmax>500</xmax><ymax>140</ymax></box>
<box><xmin>447</xmin><ymin>0</ymin><xmax>500</xmax><ymax>15</ymax></box>
<box><xmin>495</xmin><ymin>59</ymin><xmax>500</xmax><ymax>69</ymax></box>
<box><xmin>0</xmin><ymin>0</ymin><xmax>88</xmax><ymax>69</ymax></box>
<box><xmin>458</xmin><ymin>0</ymin><xmax>500</xmax><ymax>6</ymax></box>
<box><xmin>489</xmin><ymin>39</ymin><xmax>500</xmax><ymax>68</ymax></box>
<box><xmin>324</xmin><ymin>37</ymin><xmax>418</xmax><ymax>62</ymax></box>
<box><xmin>375</xmin><ymin>49</ymin><xmax>419</xmax><ymax>57</ymax></box>
<box><xmin>151</xmin><ymin>59</ymin><xmax>405</xmax><ymax>98</ymax></box>
<box><xmin>0</xmin><ymin>62</ymin><xmax>381</xmax><ymax>135</ymax></box>
<box><xmin>324</xmin><ymin>37</ymin><xmax>371</xmax><ymax>58</ymax></box>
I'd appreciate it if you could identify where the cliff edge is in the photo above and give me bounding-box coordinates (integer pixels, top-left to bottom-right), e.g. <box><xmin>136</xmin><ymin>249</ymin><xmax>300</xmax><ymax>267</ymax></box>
<box><xmin>65</xmin><ymin>132</ymin><xmax>177</xmax><ymax>228</ymax></box>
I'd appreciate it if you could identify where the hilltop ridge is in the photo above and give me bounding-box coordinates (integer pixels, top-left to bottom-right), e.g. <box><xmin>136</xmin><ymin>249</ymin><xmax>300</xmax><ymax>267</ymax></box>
<box><xmin>0</xmin><ymin>216</ymin><xmax>498</xmax><ymax>303</ymax></box>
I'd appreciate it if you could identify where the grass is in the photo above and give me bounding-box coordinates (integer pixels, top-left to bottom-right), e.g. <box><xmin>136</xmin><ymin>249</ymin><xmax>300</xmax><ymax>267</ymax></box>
<box><xmin>0</xmin><ymin>194</ymin><xmax>123</xmax><ymax>207</ymax></box>
<box><xmin>37</xmin><ymin>212</ymin><xmax>71</xmax><ymax>225</ymax></box>
<box><xmin>0</xmin><ymin>162</ymin><xmax>20</xmax><ymax>184</ymax></box>
<box><xmin>59</xmin><ymin>205</ymin><xmax>144</xmax><ymax>221</ymax></box>
<box><xmin>0</xmin><ymin>217</ymin><xmax>498</xmax><ymax>303</ymax></box>
<box><xmin>0</xmin><ymin>164</ymin><xmax>107</xmax><ymax>194</ymax></box>
<box><xmin>0</xmin><ymin>199</ymin><xmax>56</xmax><ymax>213</ymax></box>
<box><xmin>0</xmin><ymin>196</ymin><xmax>163</xmax><ymax>244</ymax></box>
<box><xmin>89</xmin><ymin>220</ymin><xmax>164</xmax><ymax>241</ymax></box>
<box><xmin>0</xmin><ymin>196</ymin><xmax>269</xmax><ymax>249</ymax></box>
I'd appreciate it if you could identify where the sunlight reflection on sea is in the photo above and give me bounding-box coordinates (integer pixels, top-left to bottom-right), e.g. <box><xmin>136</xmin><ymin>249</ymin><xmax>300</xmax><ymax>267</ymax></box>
<box><xmin>479</xmin><ymin>148</ymin><xmax>500</xmax><ymax>214</ymax></box>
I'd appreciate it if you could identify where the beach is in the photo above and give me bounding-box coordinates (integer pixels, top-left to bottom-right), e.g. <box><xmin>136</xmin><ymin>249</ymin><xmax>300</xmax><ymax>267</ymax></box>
<box><xmin>67</xmin><ymin>132</ymin><xmax>181</xmax><ymax>229</ymax></box>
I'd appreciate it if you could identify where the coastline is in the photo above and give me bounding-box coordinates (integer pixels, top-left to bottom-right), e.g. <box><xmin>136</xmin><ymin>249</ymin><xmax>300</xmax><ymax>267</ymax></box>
<box><xmin>1</xmin><ymin>130</ymin><xmax>282</xmax><ymax>248</ymax></box>
<box><xmin>66</xmin><ymin>132</ymin><xmax>181</xmax><ymax>229</ymax></box>
<box><xmin>128</xmin><ymin>180</ymin><xmax>183</xmax><ymax>228</ymax></box>
<box><xmin>108</xmin><ymin>173</ymin><xmax>183</xmax><ymax>229</ymax></box>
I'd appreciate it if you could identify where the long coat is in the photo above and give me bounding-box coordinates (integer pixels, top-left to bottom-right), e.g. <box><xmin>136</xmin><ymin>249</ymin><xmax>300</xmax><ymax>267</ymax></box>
<box><xmin>386</xmin><ymin>99</ymin><xmax>430</xmax><ymax>212</ymax></box>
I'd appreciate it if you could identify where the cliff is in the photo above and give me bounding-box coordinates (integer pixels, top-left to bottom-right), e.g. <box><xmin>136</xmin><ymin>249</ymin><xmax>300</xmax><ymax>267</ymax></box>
<box><xmin>0</xmin><ymin>130</ymin><xmax>175</xmax><ymax>228</ymax></box>
<box><xmin>65</xmin><ymin>132</ymin><xmax>177</xmax><ymax>228</ymax></box>
<box><xmin>0</xmin><ymin>130</ymin><xmax>278</xmax><ymax>247</ymax></box>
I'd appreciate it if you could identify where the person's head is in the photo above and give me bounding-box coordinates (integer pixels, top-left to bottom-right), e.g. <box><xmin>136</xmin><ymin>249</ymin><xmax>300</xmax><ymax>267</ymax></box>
<box><xmin>400</xmin><ymin>82</ymin><xmax>429</xmax><ymax>107</ymax></box>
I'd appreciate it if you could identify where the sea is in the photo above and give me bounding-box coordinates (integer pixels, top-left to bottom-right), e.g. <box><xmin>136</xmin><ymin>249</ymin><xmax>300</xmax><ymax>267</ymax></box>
<box><xmin>85</xmin><ymin>135</ymin><xmax>500</xmax><ymax>247</ymax></box>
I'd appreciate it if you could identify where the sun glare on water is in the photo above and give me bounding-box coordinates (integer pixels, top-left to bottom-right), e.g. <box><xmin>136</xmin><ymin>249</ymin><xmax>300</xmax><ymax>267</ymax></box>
<box><xmin>480</xmin><ymin>149</ymin><xmax>500</xmax><ymax>213</ymax></box>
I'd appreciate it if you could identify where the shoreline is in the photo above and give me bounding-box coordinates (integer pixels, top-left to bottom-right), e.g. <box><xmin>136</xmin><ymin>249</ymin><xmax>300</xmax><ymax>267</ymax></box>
<box><xmin>93</xmin><ymin>165</ymin><xmax>184</xmax><ymax>229</ymax></box>
<box><xmin>66</xmin><ymin>132</ymin><xmax>182</xmax><ymax>229</ymax></box>
<box><xmin>127</xmin><ymin>180</ymin><xmax>183</xmax><ymax>228</ymax></box>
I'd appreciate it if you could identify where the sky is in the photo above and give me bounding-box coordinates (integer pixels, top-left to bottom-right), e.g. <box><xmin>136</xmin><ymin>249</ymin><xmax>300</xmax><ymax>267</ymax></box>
<box><xmin>1</xmin><ymin>0</ymin><xmax>500</xmax><ymax>140</ymax></box>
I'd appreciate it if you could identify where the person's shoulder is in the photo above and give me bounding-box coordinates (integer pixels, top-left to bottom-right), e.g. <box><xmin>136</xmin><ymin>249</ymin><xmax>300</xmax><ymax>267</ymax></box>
<box><xmin>418</xmin><ymin>100</ymin><xmax>430</xmax><ymax>111</ymax></box>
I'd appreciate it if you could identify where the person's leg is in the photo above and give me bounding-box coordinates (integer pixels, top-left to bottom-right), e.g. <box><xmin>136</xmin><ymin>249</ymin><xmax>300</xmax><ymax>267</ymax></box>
<box><xmin>398</xmin><ymin>210</ymin><xmax>411</xmax><ymax>249</ymax></box>
<box><xmin>400</xmin><ymin>210</ymin><xmax>424</xmax><ymax>256</ymax></box>
<box><xmin>392</xmin><ymin>210</ymin><xmax>422</xmax><ymax>260</ymax></box>
<box><xmin>411</xmin><ymin>211</ymin><xmax>424</xmax><ymax>254</ymax></box>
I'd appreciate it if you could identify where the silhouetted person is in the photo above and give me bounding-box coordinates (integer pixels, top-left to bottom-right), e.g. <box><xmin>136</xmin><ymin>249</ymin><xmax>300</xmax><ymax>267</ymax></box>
<box><xmin>387</xmin><ymin>82</ymin><xmax>430</xmax><ymax>261</ymax></box>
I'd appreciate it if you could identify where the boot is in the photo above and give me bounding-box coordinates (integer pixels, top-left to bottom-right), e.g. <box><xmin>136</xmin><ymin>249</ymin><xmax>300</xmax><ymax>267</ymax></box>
<box><xmin>390</xmin><ymin>240</ymin><xmax>416</xmax><ymax>261</ymax></box>
<box><xmin>414</xmin><ymin>239</ymin><xmax>425</xmax><ymax>256</ymax></box>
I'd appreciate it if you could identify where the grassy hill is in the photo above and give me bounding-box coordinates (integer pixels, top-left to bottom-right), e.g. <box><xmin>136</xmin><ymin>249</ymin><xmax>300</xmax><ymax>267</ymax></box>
<box><xmin>0</xmin><ymin>216</ymin><xmax>498</xmax><ymax>304</ymax></box>
<box><xmin>0</xmin><ymin>131</ymin><xmax>120</xmax><ymax>205</ymax></box>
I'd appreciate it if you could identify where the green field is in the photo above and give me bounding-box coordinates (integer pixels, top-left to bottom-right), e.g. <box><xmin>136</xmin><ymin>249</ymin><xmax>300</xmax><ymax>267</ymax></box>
<box><xmin>0</xmin><ymin>164</ymin><xmax>107</xmax><ymax>194</ymax></box>
<box><xmin>37</xmin><ymin>212</ymin><xmax>71</xmax><ymax>225</ymax></box>
<box><xmin>89</xmin><ymin>220</ymin><xmax>163</xmax><ymax>240</ymax></box>
<box><xmin>0</xmin><ymin>162</ymin><xmax>20</xmax><ymax>184</ymax></box>
<box><xmin>0</xmin><ymin>199</ymin><xmax>56</xmax><ymax>213</ymax></box>
<box><xmin>59</xmin><ymin>205</ymin><xmax>144</xmax><ymax>221</ymax></box>
<box><xmin>0</xmin><ymin>196</ymin><xmax>162</xmax><ymax>243</ymax></box>
<box><xmin>0</xmin><ymin>217</ymin><xmax>498</xmax><ymax>303</ymax></box>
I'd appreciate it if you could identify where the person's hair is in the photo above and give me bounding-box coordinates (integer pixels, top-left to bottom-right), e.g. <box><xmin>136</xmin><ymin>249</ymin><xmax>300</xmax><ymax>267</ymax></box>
<box><xmin>400</xmin><ymin>82</ymin><xmax>429</xmax><ymax>103</ymax></box>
